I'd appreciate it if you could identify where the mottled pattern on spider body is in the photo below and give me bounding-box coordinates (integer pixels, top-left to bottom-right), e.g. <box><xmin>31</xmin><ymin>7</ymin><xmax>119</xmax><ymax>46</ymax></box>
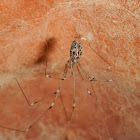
<box><xmin>70</xmin><ymin>41</ymin><xmax>82</xmax><ymax>65</ymax></box>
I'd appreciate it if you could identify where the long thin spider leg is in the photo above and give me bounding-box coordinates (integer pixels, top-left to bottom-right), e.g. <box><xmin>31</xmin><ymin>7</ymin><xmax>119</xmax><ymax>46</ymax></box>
<box><xmin>0</xmin><ymin>126</ymin><xmax>26</xmax><ymax>132</ymax></box>
<box><xmin>85</xmin><ymin>40</ymin><xmax>117</xmax><ymax>82</ymax></box>
<box><xmin>78</xmin><ymin>62</ymin><xmax>113</xmax><ymax>82</ymax></box>
<box><xmin>53</xmin><ymin>63</ymin><xmax>69</xmax><ymax>121</ymax></box>
<box><xmin>59</xmin><ymin>92</ymin><xmax>69</xmax><ymax>122</ymax></box>
<box><xmin>0</xmin><ymin>66</ymin><xmax>69</xmax><ymax>132</ymax></box>
<box><xmin>111</xmin><ymin>35</ymin><xmax>118</xmax><ymax>80</ymax></box>
<box><xmin>78</xmin><ymin>62</ymin><xmax>92</xmax><ymax>79</ymax></box>
<box><xmin>88</xmin><ymin>43</ymin><xmax>112</xmax><ymax>80</ymax></box>
<box><xmin>83</xmin><ymin>11</ymin><xmax>112</xmax><ymax>71</ymax></box>
<box><xmin>45</xmin><ymin>43</ymin><xmax>68</xmax><ymax>80</ymax></box>
<box><xmin>0</xmin><ymin>98</ymin><xmax>55</xmax><ymax>132</ymax></box>
<box><xmin>13</xmin><ymin>73</ymin><xmax>65</xmax><ymax>107</ymax></box>
<box><xmin>46</xmin><ymin>75</ymin><xmax>65</xmax><ymax>80</ymax></box>
<box><xmin>25</xmin><ymin>74</ymin><xmax>66</xmax><ymax>131</ymax></box>
<box><xmin>68</xmin><ymin>67</ymin><xmax>76</xmax><ymax>123</ymax></box>
<box><xmin>13</xmin><ymin>78</ymin><xmax>38</xmax><ymax>106</ymax></box>
<box><xmin>28</xmin><ymin>63</ymin><xmax>69</xmax><ymax>129</ymax></box>
<box><xmin>46</xmin><ymin>62</ymin><xmax>69</xmax><ymax>121</ymax></box>
<box><xmin>80</xmin><ymin>11</ymin><xmax>117</xmax><ymax>81</ymax></box>
<box><xmin>0</xmin><ymin>103</ymin><xmax>52</xmax><ymax>132</ymax></box>
<box><xmin>89</xmin><ymin>43</ymin><xmax>111</xmax><ymax>66</ymax></box>
<box><xmin>77</xmin><ymin>66</ymin><xmax>98</xmax><ymax>101</ymax></box>
<box><xmin>75</xmin><ymin>10</ymin><xmax>82</xmax><ymax>39</ymax></box>
<box><xmin>45</xmin><ymin>62</ymin><xmax>68</xmax><ymax>80</ymax></box>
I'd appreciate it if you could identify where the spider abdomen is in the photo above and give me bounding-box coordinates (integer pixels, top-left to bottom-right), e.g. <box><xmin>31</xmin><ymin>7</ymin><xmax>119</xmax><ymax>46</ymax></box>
<box><xmin>70</xmin><ymin>41</ymin><xmax>82</xmax><ymax>65</ymax></box>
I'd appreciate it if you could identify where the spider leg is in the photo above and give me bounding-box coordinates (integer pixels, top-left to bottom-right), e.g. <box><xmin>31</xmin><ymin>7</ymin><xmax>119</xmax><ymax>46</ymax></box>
<box><xmin>12</xmin><ymin>61</ymin><xmax>69</xmax><ymax>106</ymax></box>
<box><xmin>45</xmin><ymin>42</ymin><xmax>68</xmax><ymax>81</ymax></box>
<box><xmin>81</xmin><ymin>11</ymin><xmax>117</xmax><ymax>81</ymax></box>
<box><xmin>89</xmin><ymin>43</ymin><xmax>113</xmax><ymax>78</ymax></box>
<box><xmin>13</xmin><ymin>78</ymin><xmax>40</xmax><ymax>106</ymax></box>
<box><xmin>77</xmin><ymin>65</ymin><xmax>98</xmax><ymax>101</ymax></box>
<box><xmin>80</xmin><ymin>37</ymin><xmax>117</xmax><ymax>82</ymax></box>
<box><xmin>12</xmin><ymin>78</ymin><xmax>56</xmax><ymax>106</ymax></box>
<box><xmin>51</xmin><ymin>63</ymin><xmax>69</xmax><ymax>121</ymax></box>
<box><xmin>74</xmin><ymin>10</ymin><xmax>82</xmax><ymax>40</ymax></box>
<box><xmin>78</xmin><ymin>41</ymin><xmax>117</xmax><ymax>82</ymax></box>
<box><xmin>68</xmin><ymin>67</ymin><xmax>76</xmax><ymax>123</ymax></box>
<box><xmin>0</xmin><ymin>93</ymin><xmax>58</xmax><ymax>132</ymax></box>
<box><xmin>88</xmin><ymin>42</ymin><xmax>111</xmax><ymax>66</ymax></box>
<box><xmin>79</xmin><ymin>34</ymin><xmax>117</xmax><ymax>82</ymax></box>
<box><xmin>78</xmin><ymin>63</ymin><xmax>113</xmax><ymax>82</ymax></box>
<box><xmin>45</xmin><ymin>62</ymin><xmax>68</xmax><ymax>80</ymax></box>
<box><xmin>0</xmin><ymin>63</ymin><xmax>69</xmax><ymax>132</ymax></box>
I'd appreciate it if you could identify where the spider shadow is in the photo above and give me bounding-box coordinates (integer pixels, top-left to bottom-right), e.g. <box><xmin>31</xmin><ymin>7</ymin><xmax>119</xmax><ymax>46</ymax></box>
<box><xmin>34</xmin><ymin>38</ymin><xmax>57</xmax><ymax>64</ymax></box>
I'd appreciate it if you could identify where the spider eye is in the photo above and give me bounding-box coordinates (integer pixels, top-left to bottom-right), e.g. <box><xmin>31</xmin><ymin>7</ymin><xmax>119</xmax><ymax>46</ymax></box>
<box><xmin>73</xmin><ymin>52</ymin><xmax>75</xmax><ymax>55</ymax></box>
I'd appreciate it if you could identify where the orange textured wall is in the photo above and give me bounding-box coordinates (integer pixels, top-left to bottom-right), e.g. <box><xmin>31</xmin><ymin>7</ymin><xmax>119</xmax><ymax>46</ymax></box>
<box><xmin>0</xmin><ymin>0</ymin><xmax>139</xmax><ymax>140</ymax></box>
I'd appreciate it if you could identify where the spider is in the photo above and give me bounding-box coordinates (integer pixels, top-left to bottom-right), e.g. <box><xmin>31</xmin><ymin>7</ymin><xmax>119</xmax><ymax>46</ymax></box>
<box><xmin>0</xmin><ymin>11</ymin><xmax>116</xmax><ymax>132</ymax></box>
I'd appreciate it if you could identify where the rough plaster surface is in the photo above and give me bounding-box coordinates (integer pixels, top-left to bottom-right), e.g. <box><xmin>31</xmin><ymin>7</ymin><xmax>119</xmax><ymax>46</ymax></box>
<box><xmin>0</xmin><ymin>0</ymin><xmax>140</xmax><ymax>140</ymax></box>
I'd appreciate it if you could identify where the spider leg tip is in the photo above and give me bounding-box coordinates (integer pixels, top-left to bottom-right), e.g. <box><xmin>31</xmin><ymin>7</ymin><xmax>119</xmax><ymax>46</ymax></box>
<box><xmin>62</xmin><ymin>78</ymin><xmax>65</xmax><ymax>80</ymax></box>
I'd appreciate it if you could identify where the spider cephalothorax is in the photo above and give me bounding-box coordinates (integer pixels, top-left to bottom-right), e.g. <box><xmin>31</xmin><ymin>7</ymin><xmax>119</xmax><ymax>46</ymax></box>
<box><xmin>70</xmin><ymin>41</ymin><xmax>82</xmax><ymax>65</ymax></box>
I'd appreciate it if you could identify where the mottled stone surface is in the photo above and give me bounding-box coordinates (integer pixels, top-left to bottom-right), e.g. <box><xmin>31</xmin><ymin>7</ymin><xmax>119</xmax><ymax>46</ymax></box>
<box><xmin>0</xmin><ymin>0</ymin><xmax>139</xmax><ymax>140</ymax></box>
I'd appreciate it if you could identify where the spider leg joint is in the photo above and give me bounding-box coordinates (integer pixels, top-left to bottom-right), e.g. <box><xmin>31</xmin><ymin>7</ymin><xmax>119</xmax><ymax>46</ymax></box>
<box><xmin>73</xmin><ymin>103</ymin><xmax>76</xmax><ymax>108</ymax></box>
<box><xmin>46</xmin><ymin>75</ymin><xmax>50</xmax><ymax>77</ymax></box>
<box><xmin>30</xmin><ymin>102</ymin><xmax>38</xmax><ymax>106</ymax></box>
<box><xmin>88</xmin><ymin>90</ymin><xmax>91</xmax><ymax>95</ymax></box>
